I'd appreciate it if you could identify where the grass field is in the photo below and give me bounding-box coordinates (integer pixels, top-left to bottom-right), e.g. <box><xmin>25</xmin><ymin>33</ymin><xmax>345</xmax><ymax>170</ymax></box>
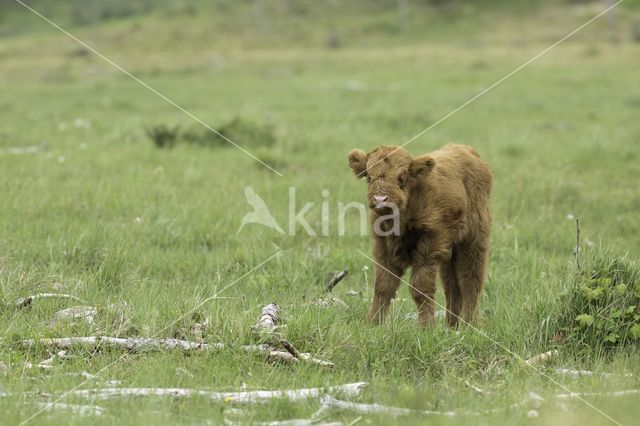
<box><xmin>0</xmin><ymin>1</ymin><xmax>639</xmax><ymax>425</ymax></box>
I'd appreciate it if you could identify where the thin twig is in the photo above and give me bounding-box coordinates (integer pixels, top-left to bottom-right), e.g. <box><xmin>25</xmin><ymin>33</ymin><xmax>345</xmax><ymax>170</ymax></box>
<box><xmin>573</xmin><ymin>217</ymin><xmax>581</xmax><ymax>271</ymax></box>
<box><xmin>15</xmin><ymin>293</ymin><xmax>84</xmax><ymax>308</ymax></box>
<box><xmin>327</xmin><ymin>270</ymin><xmax>349</xmax><ymax>292</ymax></box>
<box><xmin>280</xmin><ymin>339</ymin><xmax>335</xmax><ymax>368</ymax></box>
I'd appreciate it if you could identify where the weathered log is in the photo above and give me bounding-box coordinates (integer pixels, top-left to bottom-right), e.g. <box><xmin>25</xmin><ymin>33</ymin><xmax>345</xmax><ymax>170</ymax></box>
<box><xmin>252</xmin><ymin>304</ymin><xmax>280</xmax><ymax>335</ymax></box>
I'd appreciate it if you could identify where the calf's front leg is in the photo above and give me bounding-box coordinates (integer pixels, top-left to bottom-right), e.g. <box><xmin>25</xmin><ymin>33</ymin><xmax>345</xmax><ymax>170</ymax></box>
<box><xmin>369</xmin><ymin>260</ymin><xmax>404</xmax><ymax>325</ymax></box>
<box><xmin>409</xmin><ymin>263</ymin><xmax>438</xmax><ymax>326</ymax></box>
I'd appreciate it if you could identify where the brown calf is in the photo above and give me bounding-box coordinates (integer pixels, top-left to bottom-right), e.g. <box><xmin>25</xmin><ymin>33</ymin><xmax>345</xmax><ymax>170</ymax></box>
<box><xmin>348</xmin><ymin>144</ymin><xmax>492</xmax><ymax>327</ymax></box>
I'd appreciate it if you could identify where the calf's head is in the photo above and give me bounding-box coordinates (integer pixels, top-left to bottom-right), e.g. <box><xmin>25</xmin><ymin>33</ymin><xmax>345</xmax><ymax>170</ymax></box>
<box><xmin>347</xmin><ymin>145</ymin><xmax>434</xmax><ymax>215</ymax></box>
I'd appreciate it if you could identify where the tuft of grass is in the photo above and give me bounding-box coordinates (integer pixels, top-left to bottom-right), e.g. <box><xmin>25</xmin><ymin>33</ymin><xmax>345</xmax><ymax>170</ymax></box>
<box><xmin>553</xmin><ymin>254</ymin><xmax>640</xmax><ymax>354</ymax></box>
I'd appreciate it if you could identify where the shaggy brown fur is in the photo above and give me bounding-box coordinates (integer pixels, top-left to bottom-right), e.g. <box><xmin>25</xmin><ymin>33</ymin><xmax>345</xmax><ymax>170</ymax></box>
<box><xmin>347</xmin><ymin>144</ymin><xmax>492</xmax><ymax>327</ymax></box>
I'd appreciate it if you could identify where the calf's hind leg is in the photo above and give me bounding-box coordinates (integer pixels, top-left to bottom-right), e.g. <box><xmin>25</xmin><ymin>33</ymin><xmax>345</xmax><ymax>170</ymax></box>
<box><xmin>455</xmin><ymin>240</ymin><xmax>489</xmax><ymax>323</ymax></box>
<box><xmin>439</xmin><ymin>254</ymin><xmax>463</xmax><ymax>328</ymax></box>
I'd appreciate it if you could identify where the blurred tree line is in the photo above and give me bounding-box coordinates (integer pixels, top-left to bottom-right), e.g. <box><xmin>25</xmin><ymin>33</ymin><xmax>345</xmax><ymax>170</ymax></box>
<box><xmin>0</xmin><ymin>0</ymin><xmax>620</xmax><ymax>27</ymax></box>
<box><xmin>0</xmin><ymin>0</ymin><xmax>638</xmax><ymax>43</ymax></box>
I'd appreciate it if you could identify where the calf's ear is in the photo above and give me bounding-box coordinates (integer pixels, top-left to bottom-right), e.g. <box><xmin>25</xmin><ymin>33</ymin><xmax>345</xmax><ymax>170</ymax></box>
<box><xmin>347</xmin><ymin>149</ymin><xmax>368</xmax><ymax>178</ymax></box>
<box><xmin>410</xmin><ymin>155</ymin><xmax>435</xmax><ymax>177</ymax></box>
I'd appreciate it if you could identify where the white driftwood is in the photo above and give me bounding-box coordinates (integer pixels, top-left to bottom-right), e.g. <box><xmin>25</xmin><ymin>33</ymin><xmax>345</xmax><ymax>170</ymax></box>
<box><xmin>66</xmin><ymin>382</ymin><xmax>368</xmax><ymax>403</ymax></box>
<box><xmin>524</xmin><ymin>350</ymin><xmax>559</xmax><ymax>365</ymax></box>
<box><xmin>253</xmin><ymin>304</ymin><xmax>280</xmax><ymax>334</ymax></box>
<box><xmin>251</xmin><ymin>421</ymin><xmax>342</xmax><ymax>426</ymax></box>
<box><xmin>52</xmin><ymin>306</ymin><xmax>97</xmax><ymax>324</ymax></box>
<box><xmin>19</xmin><ymin>336</ymin><xmax>224</xmax><ymax>352</ymax></box>
<box><xmin>16</xmin><ymin>293</ymin><xmax>84</xmax><ymax>307</ymax></box>
<box><xmin>318</xmin><ymin>392</ymin><xmax>541</xmax><ymax>418</ymax></box>
<box><xmin>321</xmin><ymin>396</ymin><xmax>424</xmax><ymax>416</ymax></box>
<box><xmin>554</xmin><ymin>368</ymin><xmax>633</xmax><ymax>378</ymax></box>
<box><xmin>555</xmin><ymin>389</ymin><xmax>640</xmax><ymax>399</ymax></box>
<box><xmin>35</xmin><ymin>402</ymin><xmax>104</xmax><ymax>416</ymax></box>
<box><xmin>318</xmin><ymin>388</ymin><xmax>640</xmax><ymax>419</ymax></box>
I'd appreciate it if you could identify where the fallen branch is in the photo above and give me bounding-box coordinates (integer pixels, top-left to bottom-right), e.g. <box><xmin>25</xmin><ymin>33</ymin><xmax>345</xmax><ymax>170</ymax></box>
<box><xmin>320</xmin><ymin>396</ymin><xmax>431</xmax><ymax>417</ymax></box>
<box><xmin>65</xmin><ymin>382</ymin><xmax>368</xmax><ymax>403</ymax></box>
<box><xmin>555</xmin><ymin>389</ymin><xmax>640</xmax><ymax>399</ymax></box>
<box><xmin>17</xmin><ymin>336</ymin><xmax>332</xmax><ymax>367</ymax></box>
<box><xmin>16</xmin><ymin>293</ymin><xmax>84</xmax><ymax>308</ymax></box>
<box><xmin>280</xmin><ymin>340</ymin><xmax>335</xmax><ymax>368</ymax></box>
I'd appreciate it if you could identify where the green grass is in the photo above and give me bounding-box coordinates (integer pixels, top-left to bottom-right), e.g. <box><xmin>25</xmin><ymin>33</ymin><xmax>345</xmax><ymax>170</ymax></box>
<box><xmin>1</xmin><ymin>1</ymin><xmax>639</xmax><ymax>425</ymax></box>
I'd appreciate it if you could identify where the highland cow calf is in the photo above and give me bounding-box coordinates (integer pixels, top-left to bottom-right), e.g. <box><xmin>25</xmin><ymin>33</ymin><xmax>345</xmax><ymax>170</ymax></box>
<box><xmin>348</xmin><ymin>144</ymin><xmax>492</xmax><ymax>327</ymax></box>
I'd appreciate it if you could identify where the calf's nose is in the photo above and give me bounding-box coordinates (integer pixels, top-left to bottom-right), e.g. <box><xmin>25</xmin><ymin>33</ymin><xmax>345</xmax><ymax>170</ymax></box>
<box><xmin>373</xmin><ymin>195</ymin><xmax>388</xmax><ymax>203</ymax></box>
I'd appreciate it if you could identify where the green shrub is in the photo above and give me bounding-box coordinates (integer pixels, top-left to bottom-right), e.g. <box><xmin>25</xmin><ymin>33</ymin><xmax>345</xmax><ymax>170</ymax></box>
<box><xmin>206</xmin><ymin>116</ymin><xmax>277</xmax><ymax>149</ymax></box>
<box><xmin>145</xmin><ymin>124</ymin><xmax>180</xmax><ymax>149</ymax></box>
<box><xmin>147</xmin><ymin>117</ymin><xmax>277</xmax><ymax>150</ymax></box>
<box><xmin>555</xmin><ymin>254</ymin><xmax>640</xmax><ymax>353</ymax></box>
